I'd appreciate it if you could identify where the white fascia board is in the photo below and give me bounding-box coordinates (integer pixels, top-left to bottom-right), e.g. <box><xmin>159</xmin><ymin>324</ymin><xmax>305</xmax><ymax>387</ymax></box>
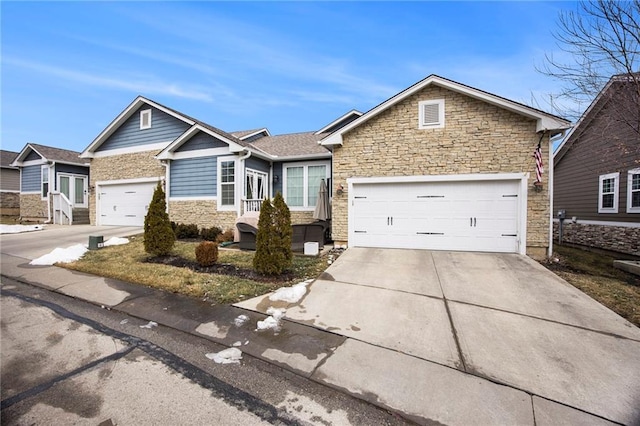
<box><xmin>16</xmin><ymin>158</ymin><xmax>47</xmax><ymax>167</ymax></box>
<box><xmin>12</xmin><ymin>144</ymin><xmax>44</xmax><ymax>165</ymax></box>
<box><xmin>88</xmin><ymin>142</ymin><xmax>171</xmax><ymax>159</ymax></box>
<box><xmin>320</xmin><ymin>75</ymin><xmax>571</xmax><ymax>146</ymax></box>
<box><xmin>347</xmin><ymin>172</ymin><xmax>527</xmax><ymax>185</ymax></box>
<box><xmin>157</xmin><ymin>124</ymin><xmax>251</xmax><ymax>159</ymax></box>
<box><xmin>167</xmin><ymin>147</ymin><xmax>231</xmax><ymax>160</ymax></box>
<box><xmin>50</xmin><ymin>160</ymin><xmax>90</xmax><ymax>167</ymax></box>
<box><xmin>238</xmin><ymin>128</ymin><xmax>271</xmax><ymax>140</ymax></box>
<box><xmin>95</xmin><ymin>176</ymin><xmax>162</xmax><ymax>186</ymax></box>
<box><xmin>81</xmin><ymin>96</ymin><xmax>196</xmax><ymax>157</ymax></box>
<box><xmin>315</xmin><ymin>109</ymin><xmax>363</xmax><ymax>135</ymax></box>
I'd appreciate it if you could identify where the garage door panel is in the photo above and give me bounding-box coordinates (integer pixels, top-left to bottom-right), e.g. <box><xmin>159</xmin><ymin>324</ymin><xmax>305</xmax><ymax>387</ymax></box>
<box><xmin>351</xmin><ymin>179</ymin><xmax>521</xmax><ymax>253</ymax></box>
<box><xmin>99</xmin><ymin>182</ymin><xmax>156</xmax><ymax>226</ymax></box>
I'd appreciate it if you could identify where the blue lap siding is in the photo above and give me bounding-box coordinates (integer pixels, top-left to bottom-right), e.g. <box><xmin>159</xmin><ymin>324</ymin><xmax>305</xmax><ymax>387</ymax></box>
<box><xmin>97</xmin><ymin>106</ymin><xmax>190</xmax><ymax>152</ymax></box>
<box><xmin>176</xmin><ymin>132</ymin><xmax>228</xmax><ymax>151</ymax></box>
<box><xmin>21</xmin><ymin>165</ymin><xmax>41</xmax><ymax>192</ymax></box>
<box><xmin>170</xmin><ymin>157</ymin><xmax>217</xmax><ymax>198</ymax></box>
<box><xmin>246</xmin><ymin>157</ymin><xmax>270</xmax><ymax>173</ymax></box>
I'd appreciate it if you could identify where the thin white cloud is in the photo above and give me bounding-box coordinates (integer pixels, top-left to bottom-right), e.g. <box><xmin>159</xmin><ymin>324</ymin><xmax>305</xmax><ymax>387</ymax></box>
<box><xmin>4</xmin><ymin>57</ymin><xmax>214</xmax><ymax>102</ymax></box>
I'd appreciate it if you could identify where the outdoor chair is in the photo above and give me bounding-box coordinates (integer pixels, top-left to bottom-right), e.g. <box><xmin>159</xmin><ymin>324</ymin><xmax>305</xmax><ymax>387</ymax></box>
<box><xmin>236</xmin><ymin>222</ymin><xmax>258</xmax><ymax>250</ymax></box>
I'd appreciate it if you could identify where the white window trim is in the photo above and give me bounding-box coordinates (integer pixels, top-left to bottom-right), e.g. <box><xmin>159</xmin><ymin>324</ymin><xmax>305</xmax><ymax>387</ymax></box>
<box><xmin>282</xmin><ymin>160</ymin><xmax>331</xmax><ymax>211</ymax></box>
<box><xmin>217</xmin><ymin>156</ymin><xmax>237</xmax><ymax>211</ymax></box>
<box><xmin>418</xmin><ymin>99</ymin><xmax>445</xmax><ymax>129</ymax></box>
<box><xmin>41</xmin><ymin>165</ymin><xmax>50</xmax><ymax>200</ymax></box>
<box><xmin>627</xmin><ymin>168</ymin><xmax>640</xmax><ymax>213</ymax></box>
<box><xmin>598</xmin><ymin>172</ymin><xmax>619</xmax><ymax>213</ymax></box>
<box><xmin>140</xmin><ymin>109</ymin><xmax>152</xmax><ymax>130</ymax></box>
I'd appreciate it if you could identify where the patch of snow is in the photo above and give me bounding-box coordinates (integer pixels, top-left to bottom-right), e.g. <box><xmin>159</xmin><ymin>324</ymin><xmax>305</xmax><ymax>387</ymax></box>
<box><xmin>103</xmin><ymin>237</ymin><xmax>129</xmax><ymax>247</ymax></box>
<box><xmin>120</xmin><ymin>319</ymin><xmax>129</xmax><ymax>325</ymax></box>
<box><xmin>139</xmin><ymin>321</ymin><xmax>158</xmax><ymax>329</ymax></box>
<box><xmin>256</xmin><ymin>307</ymin><xmax>286</xmax><ymax>332</ymax></box>
<box><xmin>269</xmin><ymin>280</ymin><xmax>313</xmax><ymax>303</ymax></box>
<box><xmin>30</xmin><ymin>244</ymin><xmax>88</xmax><ymax>265</ymax></box>
<box><xmin>0</xmin><ymin>224</ymin><xmax>44</xmax><ymax>234</ymax></box>
<box><xmin>232</xmin><ymin>341</ymin><xmax>242</xmax><ymax>347</ymax></box>
<box><xmin>233</xmin><ymin>314</ymin><xmax>250</xmax><ymax>327</ymax></box>
<box><xmin>267</xmin><ymin>307</ymin><xmax>286</xmax><ymax>320</ymax></box>
<box><xmin>206</xmin><ymin>347</ymin><xmax>242</xmax><ymax>364</ymax></box>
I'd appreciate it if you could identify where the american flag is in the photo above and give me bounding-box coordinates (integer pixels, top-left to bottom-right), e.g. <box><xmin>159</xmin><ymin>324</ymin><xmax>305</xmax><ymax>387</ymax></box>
<box><xmin>534</xmin><ymin>144</ymin><xmax>544</xmax><ymax>183</ymax></box>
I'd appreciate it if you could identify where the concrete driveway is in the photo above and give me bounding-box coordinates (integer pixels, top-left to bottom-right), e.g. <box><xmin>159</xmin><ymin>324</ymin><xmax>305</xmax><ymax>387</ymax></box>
<box><xmin>0</xmin><ymin>225</ymin><xmax>143</xmax><ymax>260</ymax></box>
<box><xmin>238</xmin><ymin>248</ymin><xmax>640</xmax><ymax>425</ymax></box>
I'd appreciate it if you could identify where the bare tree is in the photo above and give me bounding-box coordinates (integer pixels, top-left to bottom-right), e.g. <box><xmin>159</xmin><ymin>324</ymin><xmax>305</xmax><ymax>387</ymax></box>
<box><xmin>538</xmin><ymin>0</ymin><xmax>640</xmax><ymax>133</ymax></box>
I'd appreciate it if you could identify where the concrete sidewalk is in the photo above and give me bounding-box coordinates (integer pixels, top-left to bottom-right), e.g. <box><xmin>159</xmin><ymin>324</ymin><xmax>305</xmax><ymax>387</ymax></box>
<box><xmin>1</xmin><ymin>246</ymin><xmax>639</xmax><ymax>425</ymax></box>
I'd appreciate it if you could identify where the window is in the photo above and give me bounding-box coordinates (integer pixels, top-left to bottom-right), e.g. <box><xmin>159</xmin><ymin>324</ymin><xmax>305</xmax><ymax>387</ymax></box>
<box><xmin>218</xmin><ymin>158</ymin><xmax>236</xmax><ymax>209</ymax></box>
<box><xmin>140</xmin><ymin>109</ymin><xmax>152</xmax><ymax>129</ymax></box>
<box><xmin>598</xmin><ymin>172</ymin><xmax>619</xmax><ymax>213</ymax></box>
<box><xmin>41</xmin><ymin>166</ymin><xmax>49</xmax><ymax>199</ymax></box>
<box><xmin>418</xmin><ymin>99</ymin><xmax>445</xmax><ymax>129</ymax></box>
<box><xmin>628</xmin><ymin>169</ymin><xmax>640</xmax><ymax>213</ymax></box>
<box><xmin>245</xmin><ymin>169</ymin><xmax>268</xmax><ymax>200</ymax></box>
<box><xmin>283</xmin><ymin>162</ymin><xmax>329</xmax><ymax>209</ymax></box>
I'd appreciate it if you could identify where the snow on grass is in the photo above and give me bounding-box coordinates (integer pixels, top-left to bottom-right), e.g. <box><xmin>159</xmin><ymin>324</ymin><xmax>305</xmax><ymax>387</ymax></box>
<box><xmin>206</xmin><ymin>347</ymin><xmax>243</xmax><ymax>364</ymax></box>
<box><xmin>0</xmin><ymin>224</ymin><xmax>44</xmax><ymax>234</ymax></box>
<box><xmin>103</xmin><ymin>237</ymin><xmax>129</xmax><ymax>247</ymax></box>
<box><xmin>268</xmin><ymin>279</ymin><xmax>313</xmax><ymax>303</ymax></box>
<box><xmin>30</xmin><ymin>244</ymin><xmax>88</xmax><ymax>265</ymax></box>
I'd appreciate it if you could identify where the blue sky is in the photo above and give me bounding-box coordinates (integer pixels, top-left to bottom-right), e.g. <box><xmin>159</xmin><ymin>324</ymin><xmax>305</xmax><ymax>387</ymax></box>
<box><xmin>1</xmin><ymin>1</ymin><xmax>575</xmax><ymax>154</ymax></box>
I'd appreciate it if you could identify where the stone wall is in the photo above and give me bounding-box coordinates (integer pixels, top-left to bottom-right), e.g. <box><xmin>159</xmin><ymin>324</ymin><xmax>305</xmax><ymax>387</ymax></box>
<box><xmin>88</xmin><ymin>151</ymin><xmax>165</xmax><ymax>224</ymax></box>
<box><xmin>332</xmin><ymin>85</ymin><xmax>550</xmax><ymax>257</ymax></box>
<box><xmin>553</xmin><ymin>221</ymin><xmax>640</xmax><ymax>257</ymax></box>
<box><xmin>0</xmin><ymin>192</ymin><xmax>20</xmax><ymax>216</ymax></box>
<box><xmin>20</xmin><ymin>193</ymin><xmax>48</xmax><ymax>221</ymax></box>
<box><xmin>168</xmin><ymin>199</ymin><xmax>237</xmax><ymax>232</ymax></box>
<box><xmin>290</xmin><ymin>211</ymin><xmax>316</xmax><ymax>225</ymax></box>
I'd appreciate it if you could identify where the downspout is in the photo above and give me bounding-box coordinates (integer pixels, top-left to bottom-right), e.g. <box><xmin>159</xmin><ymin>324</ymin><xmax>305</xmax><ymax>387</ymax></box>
<box><xmin>238</xmin><ymin>149</ymin><xmax>252</xmax><ymax>218</ymax></box>
<box><xmin>548</xmin><ymin>130</ymin><xmax>565</xmax><ymax>258</ymax></box>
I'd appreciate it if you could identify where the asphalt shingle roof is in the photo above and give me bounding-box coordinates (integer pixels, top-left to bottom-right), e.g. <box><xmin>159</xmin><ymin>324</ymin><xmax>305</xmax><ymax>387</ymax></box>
<box><xmin>0</xmin><ymin>150</ymin><xmax>19</xmax><ymax>168</ymax></box>
<box><xmin>28</xmin><ymin>143</ymin><xmax>85</xmax><ymax>164</ymax></box>
<box><xmin>250</xmin><ymin>132</ymin><xmax>331</xmax><ymax>158</ymax></box>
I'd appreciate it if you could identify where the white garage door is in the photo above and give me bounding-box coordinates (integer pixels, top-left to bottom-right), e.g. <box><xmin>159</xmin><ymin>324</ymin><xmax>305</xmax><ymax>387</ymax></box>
<box><xmin>98</xmin><ymin>182</ymin><xmax>157</xmax><ymax>226</ymax></box>
<box><xmin>351</xmin><ymin>179</ymin><xmax>521</xmax><ymax>253</ymax></box>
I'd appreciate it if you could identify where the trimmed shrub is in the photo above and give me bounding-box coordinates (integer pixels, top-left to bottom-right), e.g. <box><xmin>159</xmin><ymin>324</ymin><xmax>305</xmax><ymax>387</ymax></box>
<box><xmin>144</xmin><ymin>182</ymin><xmax>175</xmax><ymax>256</ymax></box>
<box><xmin>195</xmin><ymin>241</ymin><xmax>219</xmax><ymax>266</ymax></box>
<box><xmin>216</xmin><ymin>229</ymin><xmax>234</xmax><ymax>243</ymax></box>
<box><xmin>200</xmin><ymin>226</ymin><xmax>222</xmax><ymax>242</ymax></box>
<box><xmin>253</xmin><ymin>192</ymin><xmax>292</xmax><ymax>275</ymax></box>
<box><xmin>174</xmin><ymin>223</ymin><xmax>199</xmax><ymax>239</ymax></box>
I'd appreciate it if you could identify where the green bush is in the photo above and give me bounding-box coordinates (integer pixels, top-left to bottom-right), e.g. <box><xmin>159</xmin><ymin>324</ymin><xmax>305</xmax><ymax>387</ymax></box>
<box><xmin>174</xmin><ymin>223</ymin><xmax>199</xmax><ymax>239</ymax></box>
<box><xmin>253</xmin><ymin>192</ymin><xmax>292</xmax><ymax>275</ymax></box>
<box><xmin>195</xmin><ymin>241</ymin><xmax>219</xmax><ymax>266</ymax></box>
<box><xmin>200</xmin><ymin>226</ymin><xmax>222</xmax><ymax>241</ymax></box>
<box><xmin>144</xmin><ymin>182</ymin><xmax>175</xmax><ymax>256</ymax></box>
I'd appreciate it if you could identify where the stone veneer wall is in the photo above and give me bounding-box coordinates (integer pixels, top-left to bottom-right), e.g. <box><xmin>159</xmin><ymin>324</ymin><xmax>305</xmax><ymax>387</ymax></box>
<box><xmin>290</xmin><ymin>211</ymin><xmax>316</xmax><ymax>225</ymax></box>
<box><xmin>553</xmin><ymin>222</ymin><xmax>640</xmax><ymax>257</ymax></box>
<box><xmin>1</xmin><ymin>192</ymin><xmax>20</xmax><ymax>216</ymax></box>
<box><xmin>89</xmin><ymin>150</ymin><xmax>165</xmax><ymax>224</ymax></box>
<box><xmin>331</xmin><ymin>85</ymin><xmax>550</xmax><ymax>258</ymax></box>
<box><xmin>168</xmin><ymin>200</ymin><xmax>237</xmax><ymax>232</ymax></box>
<box><xmin>20</xmin><ymin>193</ymin><xmax>49</xmax><ymax>221</ymax></box>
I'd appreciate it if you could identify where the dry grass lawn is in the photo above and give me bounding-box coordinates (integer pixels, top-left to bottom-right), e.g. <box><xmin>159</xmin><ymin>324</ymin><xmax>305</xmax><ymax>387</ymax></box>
<box><xmin>543</xmin><ymin>244</ymin><xmax>640</xmax><ymax>327</ymax></box>
<box><xmin>64</xmin><ymin>235</ymin><xmax>328</xmax><ymax>304</ymax></box>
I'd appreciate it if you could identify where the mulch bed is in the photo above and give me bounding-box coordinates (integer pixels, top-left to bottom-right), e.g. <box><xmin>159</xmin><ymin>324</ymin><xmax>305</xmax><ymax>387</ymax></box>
<box><xmin>144</xmin><ymin>255</ymin><xmax>296</xmax><ymax>283</ymax></box>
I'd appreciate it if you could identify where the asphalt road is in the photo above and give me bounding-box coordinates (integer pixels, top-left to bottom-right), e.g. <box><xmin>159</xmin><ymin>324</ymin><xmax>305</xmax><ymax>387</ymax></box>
<box><xmin>0</xmin><ymin>277</ymin><xmax>409</xmax><ymax>426</ymax></box>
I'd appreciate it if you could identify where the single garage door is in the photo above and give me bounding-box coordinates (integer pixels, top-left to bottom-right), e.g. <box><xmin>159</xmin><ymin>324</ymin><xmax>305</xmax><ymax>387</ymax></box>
<box><xmin>351</xmin><ymin>179</ymin><xmax>521</xmax><ymax>253</ymax></box>
<box><xmin>98</xmin><ymin>182</ymin><xmax>157</xmax><ymax>226</ymax></box>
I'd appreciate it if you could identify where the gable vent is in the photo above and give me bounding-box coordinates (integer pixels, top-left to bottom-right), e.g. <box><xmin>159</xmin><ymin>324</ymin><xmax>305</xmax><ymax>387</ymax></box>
<box><xmin>422</xmin><ymin>103</ymin><xmax>440</xmax><ymax>125</ymax></box>
<box><xmin>418</xmin><ymin>99</ymin><xmax>445</xmax><ymax>129</ymax></box>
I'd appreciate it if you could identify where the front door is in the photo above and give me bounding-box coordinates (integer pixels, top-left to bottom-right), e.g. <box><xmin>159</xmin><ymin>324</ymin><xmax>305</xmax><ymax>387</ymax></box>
<box><xmin>59</xmin><ymin>174</ymin><xmax>88</xmax><ymax>208</ymax></box>
<box><xmin>246</xmin><ymin>169</ymin><xmax>268</xmax><ymax>200</ymax></box>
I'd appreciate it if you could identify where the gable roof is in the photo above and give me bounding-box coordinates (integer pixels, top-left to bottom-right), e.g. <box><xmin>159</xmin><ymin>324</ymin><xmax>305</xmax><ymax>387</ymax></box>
<box><xmin>250</xmin><ymin>132</ymin><xmax>331</xmax><ymax>159</ymax></box>
<box><xmin>11</xmin><ymin>143</ymin><xmax>86</xmax><ymax>166</ymax></box>
<box><xmin>231</xmin><ymin>128</ymin><xmax>271</xmax><ymax>140</ymax></box>
<box><xmin>554</xmin><ymin>72</ymin><xmax>639</xmax><ymax>165</ymax></box>
<box><xmin>1</xmin><ymin>150</ymin><xmax>19</xmax><ymax>169</ymax></box>
<box><xmin>314</xmin><ymin>110</ymin><xmax>363</xmax><ymax>135</ymax></box>
<box><xmin>321</xmin><ymin>74</ymin><xmax>571</xmax><ymax>146</ymax></box>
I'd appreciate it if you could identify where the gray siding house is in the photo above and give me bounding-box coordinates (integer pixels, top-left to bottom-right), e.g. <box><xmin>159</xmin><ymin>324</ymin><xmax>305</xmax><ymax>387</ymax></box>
<box><xmin>11</xmin><ymin>143</ymin><xmax>90</xmax><ymax>224</ymax></box>
<box><xmin>0</xmin><ymin>150</ymin><xmax>20</xmax><ymax>216</ymax></box>
<box><xmin>554</xmin><ymin>73</ymin><xmax>640</xmax><ymax>256</ymax></box>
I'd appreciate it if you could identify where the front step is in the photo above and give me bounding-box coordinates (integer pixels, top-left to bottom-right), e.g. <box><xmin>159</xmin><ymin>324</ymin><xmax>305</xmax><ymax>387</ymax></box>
<box><xmin>72</xmin><ymin>208</ymin><xmax>90</xmax><ymax>225</ymax></box>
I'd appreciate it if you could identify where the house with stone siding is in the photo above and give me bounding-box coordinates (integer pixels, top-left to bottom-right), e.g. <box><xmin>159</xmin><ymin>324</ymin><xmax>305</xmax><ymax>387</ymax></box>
<box><xmin>554</xmin><ymin>73</ymin><xmax>640</xmax><ymax>257</ymax></box>
<box><xmin>0</xmin><ymin>150</ymin><xmax>20</xmax><ymax>217</ymax></box>
<box><xmin>11</xmin><ymin>144</ymin><xmax>90</xmax><ymax>224</ymax></box>
<box><xmin>320</xmin><ymin>74</ymin><xmax>571</xmax><ymax>259</ymax></box>
<box><xmin>79</xmin><ymin>96</ymin><xmax>357</xmax><ymax>231</ymax></box>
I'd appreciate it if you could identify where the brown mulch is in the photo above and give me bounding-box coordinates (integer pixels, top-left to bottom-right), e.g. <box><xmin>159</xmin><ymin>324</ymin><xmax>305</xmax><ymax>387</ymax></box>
<box><xmin>144</xmin><ymin>255</ymin><xmax>296</xmax><ymax>283</ymax></box>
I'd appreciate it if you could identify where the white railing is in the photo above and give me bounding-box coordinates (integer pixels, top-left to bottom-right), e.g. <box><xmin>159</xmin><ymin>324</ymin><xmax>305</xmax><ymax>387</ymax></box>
<box><xmin>243</xmin><ymin>199</ymin><xmax>263</xmax><ymax>213</ymax></box>
<box><xmin>52</xmin><ymin>192</ymin><xmax>73</xmax><ymax>225</ymax></box>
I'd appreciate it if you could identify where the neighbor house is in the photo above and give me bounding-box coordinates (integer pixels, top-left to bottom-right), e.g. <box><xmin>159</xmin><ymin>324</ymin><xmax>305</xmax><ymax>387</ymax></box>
<box><xmin>79</xmin><ymin>97</ymin><xmax>358</xmax><ymax>230</ymax></box>
<box><xmin>0</xmin><ymin>150</ymin><xmax>20</xmax><ymax>217</ymax></box>
<box><xmin>321</xmin><ymin>75</ymin><xmax>571</xmax><ymax>259</ymax></box>
<box><xmin>11</xmin><ymin>143</ymin><xmax>90</xmax><ymax>224</ymax></box>
<box><xmin>554</xmin><ymin>73</ymin><xmax>640</xmax><ymax>256</ymax></box>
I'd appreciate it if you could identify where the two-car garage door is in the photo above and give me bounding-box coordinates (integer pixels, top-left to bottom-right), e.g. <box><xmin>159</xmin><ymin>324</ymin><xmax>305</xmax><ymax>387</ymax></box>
<box><xmin>98</xmin><ymin>182</ymin><xmax>157</xmax><ymax>226</ymax></box>
<box><xmin>350</xmin><ymin>178</ymin><xmax>522</xmax><ymax>253</ymax></box>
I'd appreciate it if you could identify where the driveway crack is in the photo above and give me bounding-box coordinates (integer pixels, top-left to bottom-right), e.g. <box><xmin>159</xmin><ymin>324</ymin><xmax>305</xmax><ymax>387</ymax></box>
<box><xmin>431</xmin><ymin>252</ymin><xmax>467</xmax><ymax>372</ymax></box>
